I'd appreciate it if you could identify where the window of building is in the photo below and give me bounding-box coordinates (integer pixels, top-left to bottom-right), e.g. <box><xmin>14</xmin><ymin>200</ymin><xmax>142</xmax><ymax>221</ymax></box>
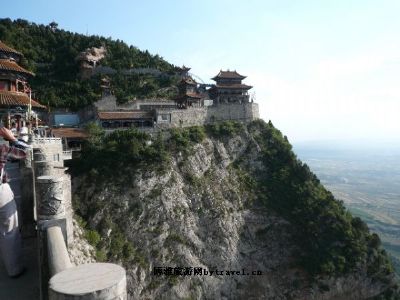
<box><xmin>0</xmin><ymin>81</ymin><xmax>8</xmax><ymax>91</ymax></box>
<box><xmin>161</xmin><ymin>114</ymin><xmax>170</xmax><ymax>121</ymax></box>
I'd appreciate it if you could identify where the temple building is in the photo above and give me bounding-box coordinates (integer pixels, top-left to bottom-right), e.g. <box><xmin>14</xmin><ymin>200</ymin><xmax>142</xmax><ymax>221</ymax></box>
<box><xmin>209</xmin><ymin>70</ymin><xmax>252</xmax><ymax>104</ymax></box>
<box><xmin>0</xmin><ymin>40</ymin><xmax>46</xmax><ymax>129</ymax></box>
<box><xmin>51</xmin><ymin>127</ymin><xmax>88</xmax><ymax>150</ymax></box>
<box><xmin>175</xmin><ymin>76</ymin><xmax>202</xmax><ymax>109</ymax></box>
<box><xmin>175</xmin><ymin>65</ymin><xmax>191</xmax><ymax>78</ymax></box>
<box><xmin>97</xmin><ymin>111</ymin><xmax>154</xmax><ymax>129</ymax></box>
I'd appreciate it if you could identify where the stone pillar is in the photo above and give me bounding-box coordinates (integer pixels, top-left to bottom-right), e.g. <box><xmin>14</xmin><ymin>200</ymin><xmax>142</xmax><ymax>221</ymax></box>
<box><xmin>49</xmin><ymin>263</ymin><xmax>127</xmax><ymax>300</ymax></box>
<box><xmin>20</xmin><ymin>164</ymin><xmax>35</xmax><ymax>237</ymax></box>
<box><xmin>47</xmin><ymin>226</ymin><xmax>73</xmax><ymax>276</ymax></box>
<box><xmin>36</xmin><ymin>176</ymin><xmax>65</xmax><ymax>221</ymax></box>
<box><xmin>32</xmin><ymin>142</ymin><xmax>64</xmax><ymax>168</ymax></box>
<box><xmin>36</xmin><ymin>174</ymin><xmax>73</xmax><ymax>246</ymax></box>
<box><xmin>36</xmin><ymin>175</ymin><xmax>73</xmax><ymax>300</ymax></box>
<box><xmin>61</xmin><ymin>171</ymin><xmax>73</xmax><ymax>247</ymax></box>
<box><xmin>35</xmin><ymin>160</ymin><xmax>55</xmax><ymax>177</ymax></box>
<box><xmin>33</xmin><ymin>149</ymin><xmax>46</xmax><ymax>162</ymax></box>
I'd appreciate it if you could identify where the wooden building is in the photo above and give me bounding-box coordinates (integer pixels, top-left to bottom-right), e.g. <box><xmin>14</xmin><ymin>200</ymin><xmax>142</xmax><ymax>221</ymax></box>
<box><xmin>97</xmin><ymin>111</ymin><xmax>154</xmax><ymax>128</ymax></box>
<box><xmin>0</xmin><ymin>40</ymin><xmax>46</xmax><ymax>129</ymax></box>
<box><xmin>51</xmin><ymin>127</ymin><xmax>88</xmax><ymax>150</ymax></box>
<box><xmin>209</xmin><ymin>70</ymin><xmax>252</xmax><ymax>104</ymax></box>
<box><xmin>175</xmin><ymin>65</ymin><xmax>191</xmax><ymax>78</ymax></box>
<box><xmin>175</xmin><ymin>77</ymin><xmax>202</xmax><ymax>109</ymax></box>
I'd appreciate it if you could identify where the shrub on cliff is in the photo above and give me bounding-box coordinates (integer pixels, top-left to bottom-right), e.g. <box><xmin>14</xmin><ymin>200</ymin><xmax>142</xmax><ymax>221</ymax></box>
<box><xmin>70</xmin><ymin>120</ymin><xmax>397</xmax><ymax>289</ymax></box>
<box><xmin>206</xmin><ymin>120</ymin><xmax>245</xmax><ymax>138</ymax></box>
<box><xmin>70</xmin><ymin>125</ymin><xmax>169</xmax><ymax>179</ymax></box>
<box><xmin>246</xmin><ymin>120</ymin><xmax>394</xmax><ymax>279</ymax></box>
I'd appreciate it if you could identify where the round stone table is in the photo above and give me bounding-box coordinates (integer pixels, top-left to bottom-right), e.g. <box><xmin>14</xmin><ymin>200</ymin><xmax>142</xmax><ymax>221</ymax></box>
<box><xmin>48</xmin><ymin>263</ymin><xmax>127</xmax><ymax>300</ymax></box>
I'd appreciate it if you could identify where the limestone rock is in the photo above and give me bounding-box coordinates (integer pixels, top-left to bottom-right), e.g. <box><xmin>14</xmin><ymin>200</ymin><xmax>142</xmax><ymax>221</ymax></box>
<box><xmin>68</xmin><ymin>218</ymin><xmax>96</xmax><ymax>266</ymax></box>
<box><xmin>71</xmin><ymin>132</ymin><xmax>397</xmax><ymax>299</ymax></box>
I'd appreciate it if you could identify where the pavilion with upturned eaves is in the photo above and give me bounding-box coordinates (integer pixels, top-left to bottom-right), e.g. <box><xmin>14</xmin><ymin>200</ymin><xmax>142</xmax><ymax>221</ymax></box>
<box><xmin>175</xmin><ymin>76</ymin><xmax>203</xmax><ymax>109</ymax></box>
<box><xmin>209</xmin><ymin>70</ymin><xmax>252</xmax><ymax>105</ymax></box>
<box><xmin>0</xmin><ymin>40</ymin><xmax>46</xmax><ymax>129</ymax></box>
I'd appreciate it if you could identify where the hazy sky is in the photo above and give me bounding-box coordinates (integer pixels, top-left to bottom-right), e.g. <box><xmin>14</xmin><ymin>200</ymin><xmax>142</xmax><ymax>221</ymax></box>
<box><xmin>2</xmin><ymin>0</ymin><xmax>400</xmax><ymax>143</ymax></box>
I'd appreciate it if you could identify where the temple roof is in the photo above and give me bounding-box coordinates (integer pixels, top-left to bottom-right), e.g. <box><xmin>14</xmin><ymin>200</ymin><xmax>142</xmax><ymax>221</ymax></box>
<box><xmin>0</xmin><ymin>59</ymin><xmax>34</xmax><ymax>76</ymax></box>
<box><xmin>51</xmin><ymin>128</ymin><xmax>88</xmax><ymax>139</ymax></box>
<box><xmin>0</xmin><ymin>91</ymin><xmax>46</xmax><ymax>108</ymax></box>
<box><xmin>176</xmin><ymin>65</ymin><xmax>191</xmax><ymax>72</ymax></box>
<box><xmin>0</xmin><ymin>41</ymin><xmax>22</xmax><ymax>57</ymax></box>
<box><xmin>97</xmin><ymin>111</ymin><xmax>154</xmax><ymax>120</ymax></box>
<box><xmin>215</xmin><ymin>83</ymin><xmax>252</xmax><ymax>90</ymax></box>
<box><xmin>179</xmin><ymin>77</ymin><xmax>197</xmax><ymax>86</ymax></box>
<box><xmin>212</xmin><ymin>70</ymin><xmax>246</xmax><ymax>81</ymax></box>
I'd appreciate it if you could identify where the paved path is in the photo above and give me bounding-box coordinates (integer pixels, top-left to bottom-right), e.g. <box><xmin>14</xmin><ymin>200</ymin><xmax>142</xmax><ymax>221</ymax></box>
<box><xmin>0</xmin><ymin>236</ymin><xmax>40</xmax><ymax>299</ymax></box>
<box><xmin>0</xmin><ymin>159</ymin><xmax>40</xmax><ymax>299</ymax></box>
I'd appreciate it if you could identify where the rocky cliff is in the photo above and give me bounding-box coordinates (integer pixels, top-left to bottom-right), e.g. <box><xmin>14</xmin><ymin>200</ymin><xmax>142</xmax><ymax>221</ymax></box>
<box><xmin>70</xmin><ymin>120</ymin><xmax>399</xmax><ymax>299</ymax></box>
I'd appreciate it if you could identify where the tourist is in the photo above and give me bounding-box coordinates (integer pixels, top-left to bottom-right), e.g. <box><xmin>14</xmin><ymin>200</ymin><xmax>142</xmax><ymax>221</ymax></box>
<box><xmin>0</xmin><ymin>126</ymin><xmax>29</xmax><ymax>277</ymax></box>
<box><xmin>10</xmin><ymin>122</ymin><xmax>17</xmax><ymax>137</ymax></box>
<box><xmin>19</xmin><ymin>121</ymin><xmax>29</xmax><ymax>143</ymax></box>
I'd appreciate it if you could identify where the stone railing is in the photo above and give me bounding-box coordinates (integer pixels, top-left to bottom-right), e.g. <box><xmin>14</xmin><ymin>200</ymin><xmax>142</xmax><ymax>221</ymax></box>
<box><xmin>31</xmin><ymin>137</ymin><xmax>62</xmax><ymax>144</ymax></box>
<box><xmin>62</xmin><ymin>150</ymin><xmax>72</xmax><ymax>160</ymax></box>
<box><xmin>31</xmin><ymin>142</ymin><xmax>127</xmax><ymax>300</ymax></box>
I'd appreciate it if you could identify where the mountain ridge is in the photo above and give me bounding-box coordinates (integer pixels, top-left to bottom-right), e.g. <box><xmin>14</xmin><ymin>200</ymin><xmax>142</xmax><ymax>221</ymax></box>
<box><xmin>0</xmin><ymin>18</ymin><xmax>177</xmax><ymax>109</ymax></box>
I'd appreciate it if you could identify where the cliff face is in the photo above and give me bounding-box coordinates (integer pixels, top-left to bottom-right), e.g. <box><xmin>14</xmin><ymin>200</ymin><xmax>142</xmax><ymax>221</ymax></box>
<box><xmin>71</xmin><ymin>121</ymin><xmax>399</xmax><ymax>299</ymax></box>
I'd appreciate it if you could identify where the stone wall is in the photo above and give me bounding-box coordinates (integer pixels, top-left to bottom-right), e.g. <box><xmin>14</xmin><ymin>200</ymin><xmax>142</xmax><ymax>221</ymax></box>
<box><xmin>156</xmin><ymin>103</ymin><xmax>259</xmax><ymax>128</ymax></box>
<box><xmin>31</xmin><ymin>138</ymin><xmax>64</xmax><ymax>167</ymax></box>
<box><xmin>91</xmin><ymin>95</ymin><xmax>259</xmax><ymax>131</ymax></box>
<box><xmin>207</xmin><ymin>103</ymin><xmax>259</xmax><ymax>123</ymax></box>
<box><xmin>93</xmin><ymin>95</ymin><xmax>118</xmax><ymax>111</ymax></box>
<box><xmin>156</xmin><ymin>107</ymin><xmax>207</xmax><ymax>128</ymax></box>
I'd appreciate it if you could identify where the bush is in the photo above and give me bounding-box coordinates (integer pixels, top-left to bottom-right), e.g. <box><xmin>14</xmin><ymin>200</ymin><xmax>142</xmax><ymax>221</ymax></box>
<box><xmin>85</xmin><ymin>230</ymin><xmax>101</xmax><ymax>247</ymax></box>
<box><xmin>206</xmin><ymin>121</ymin><xmax>245</xmax><ymax>138</ymax></box>
<box><xmin>188</xmin><ymin>126</ymin><xmax>206</xmax><ymax>143</ymax></box>
<box><xmin>169</xmin><ymin>128</ymin><xmax>190</xmax><ymax>152</ymax></box>
<box><xmin>96</xmin><ymin>249</ymin><xmax>107</xmax><ymax>262</ymax></box>
<box><xmin>71</xmin><ymin>127</ymin><xmax>170</xmax><ymax>179</ymax></box>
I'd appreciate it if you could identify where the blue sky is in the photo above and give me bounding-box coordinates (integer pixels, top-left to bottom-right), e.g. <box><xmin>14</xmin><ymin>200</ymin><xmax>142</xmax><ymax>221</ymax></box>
<box><xmin>2</xmin><ymin>0</ymin><xmax>400</xmax><ymax>143</ymax></box>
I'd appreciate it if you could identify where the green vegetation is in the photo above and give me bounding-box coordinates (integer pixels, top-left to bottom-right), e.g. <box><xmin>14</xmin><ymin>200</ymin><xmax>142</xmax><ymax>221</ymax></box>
<box><xmin>80</xmin><ymin>216</ymin><xmax>147</xmax><ymax>266</ymax></box>
<box><xmin>164</xmin><ymin>233</ymin><xmax>188</xmax><ymax>246</ymax></box>
<box><xmin>168</xmin><ymin>126</ymin><xmax>206</xmax><ymax>153</ymax></box>
<box><xmin>85</xmin><ymin>230</ymin><xmax>101</xmax><ymax>247</ymax></box>
<box><xmin>73</xmin><ymin>120</ymin><xmax>397</xmax><ymax>281</ymax></box>
<box><xmin>112</xmin><ymin>73</ymin><xmax>178</xmax><ymax>103</ymax></box>
<box><xmin>69</xmin><ymin>123</ymin><xmax>170</xmax><ymax>180</ymax></box>
<box><xmin>71</xmin><ymin>117</ymin><xmax>398</xmax><ymax>296</ymax></box>
<box><xmin>70</xmin><ymin>123</ymin><xmax>210</xmax><ymax>182</ymax></box>
<box><xmin>205</xmin><ymin>120</ymin><xmax>245</xmax><ymax>138</ymax></box>
<box><xmin>0</xmin><ymin>18</ymin><xmax>177</xmax><ymax>109</ymax></box>
<box><xmin>246</xmin><ymin>119</ymin><xmax>394</xmax><ymax>278</ymax></box>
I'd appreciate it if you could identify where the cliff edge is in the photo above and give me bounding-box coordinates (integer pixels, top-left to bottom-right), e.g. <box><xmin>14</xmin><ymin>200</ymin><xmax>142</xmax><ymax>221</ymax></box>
<box><xmin>70</xmin><ymin>120</ymin><xmax>399</xmax><ymax>299</ymax></box>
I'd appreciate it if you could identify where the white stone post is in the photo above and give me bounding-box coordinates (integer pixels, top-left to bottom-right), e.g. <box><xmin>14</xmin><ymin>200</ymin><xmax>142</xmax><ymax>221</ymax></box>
<box><xmin>47</xmin><ymin>226</ymin><xmax>73</xmax><ymax>276</ymax></box>
<box><xmin>48</xmin><ymin>263</ymin><xmax>127</xmax><ymax>300</ymax></box>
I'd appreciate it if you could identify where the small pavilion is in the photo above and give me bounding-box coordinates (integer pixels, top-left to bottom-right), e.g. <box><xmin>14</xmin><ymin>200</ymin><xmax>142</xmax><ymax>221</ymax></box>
<box><xmin>175</xmin><ymin>77</ymin><xmax>202</xmax><ymax>109</ymax></box>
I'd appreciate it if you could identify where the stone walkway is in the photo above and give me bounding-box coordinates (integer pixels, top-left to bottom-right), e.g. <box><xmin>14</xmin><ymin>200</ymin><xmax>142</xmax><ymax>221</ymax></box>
<box><xmin>0</xmin><ymin>236</ymin><xmax>40</xmax><ymax>299</ymax></box>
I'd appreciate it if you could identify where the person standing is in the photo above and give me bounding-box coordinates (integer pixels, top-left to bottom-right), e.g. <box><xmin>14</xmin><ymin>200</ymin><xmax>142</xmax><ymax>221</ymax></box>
<box><xmin>0</xmin><ymin>126</ymin><xmax>28</xmax><ymax>277</ymax></box>
<box><xmin>19</xmin><ymin>122</ymin><xmax>29</xmax><ymax>143</ymax></box>
<box><xmin>10</xmin><ymin>122</ymin><xmax>18</xmax><ymax>137</ymax></box>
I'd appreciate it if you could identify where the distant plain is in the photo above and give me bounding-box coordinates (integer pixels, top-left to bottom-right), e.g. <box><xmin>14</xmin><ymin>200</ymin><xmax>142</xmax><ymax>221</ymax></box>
<box><xmin>294</xmin><ymin>142</ymin><xmax>400</xmax><ymax>275</ymax></box>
